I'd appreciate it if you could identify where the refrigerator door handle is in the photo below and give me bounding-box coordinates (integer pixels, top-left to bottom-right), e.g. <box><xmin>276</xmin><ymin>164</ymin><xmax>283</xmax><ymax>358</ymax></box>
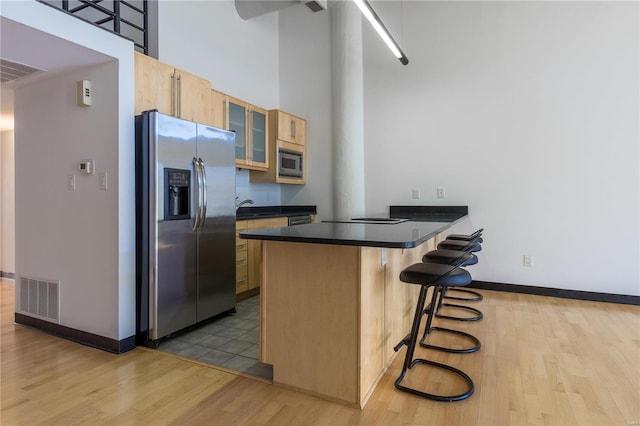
<box><xmin>192</xmin><ymin>157</ymin><xmax>202</xmax><ymax>231</ymax></box>
<box><xmin>198</xmin><ymin>158</ymin><xmax>207</xmax><ymax>230</ymax></box>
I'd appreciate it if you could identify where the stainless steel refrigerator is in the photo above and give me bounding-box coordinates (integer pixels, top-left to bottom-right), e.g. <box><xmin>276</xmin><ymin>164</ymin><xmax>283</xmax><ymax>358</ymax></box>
<box><xmin>135</xmin><ymin>110</ymin><xmax>236</xmax><ymax>346</ymax></box>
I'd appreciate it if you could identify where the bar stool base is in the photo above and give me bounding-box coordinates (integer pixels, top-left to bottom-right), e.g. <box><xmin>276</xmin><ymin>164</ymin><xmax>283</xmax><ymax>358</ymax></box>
<box><xmin>436</xmin><ymin>302</ymin><xmax>483</xmax><ymax>322</ymax></box>
<box><xmin>420</xmin><ymin>326</ymin><xmax>481</xmax><ymax>354</ymax></box>
<box><xmin>444</xmin><ymin>288</ymin><xmax>483</xmax><ymax>302</ymax></box>
<box><xmin>394</xmin><ymin>358</ymin><xmax>475</xmax><ymax>402</ymax></box>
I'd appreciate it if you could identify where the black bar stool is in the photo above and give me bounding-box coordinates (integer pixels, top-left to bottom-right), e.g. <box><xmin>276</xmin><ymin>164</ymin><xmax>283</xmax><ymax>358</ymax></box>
<box><xmin>394</xmin><ymin>261</ymin><xmax>476</xmax><ymax>402</ymax></box>
<box><xmin>437</xmin><ymin>239</ymin><xmax>481</xmax><ymax>252</ymax></box>
<box><xmin>436</xmin><ymin>239</ymin><xmax>483</xmax><ymax>304</ymax></box>
<box><xmin>446</xmin><ymin>228</ymin><xmax>483</xmax><ymax>242</ymax></box>
<box><xmin>422</xmin><ymin>249</ymin><xmax>483</xmax><ymax>322</ymax></box>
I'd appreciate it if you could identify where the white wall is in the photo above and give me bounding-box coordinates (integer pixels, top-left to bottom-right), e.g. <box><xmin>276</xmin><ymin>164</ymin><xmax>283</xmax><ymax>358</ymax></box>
<box><xmin>1</xmin><ymin>130</ymin><xmax>15</xmax><ymax>275</ymax></box>
<box><xmin>2</xmin><ymin>0</ymin><xmax>136</xmax><ymax>340</ymax></box>
<box><xmin>157</xmin><ymin>0</ymin><xmax>283</xmax><ymax>204</ymax></box>
<box><xmin>278</xmin><ymin>5</ymin><xmax>334</xmax><ymax>220</ymax></box>
<box><xmin>15</xmin><ymin>63</ymin><xmax>123</xmax><ymax>338</ymax></box>
<box><xmin>362</xmin><ymin>1</ymin><xmax>639</xmax><ymax>295</ymax></box>
<box><xmin>157</xmin><ymin>0</ymin><xmax>280</xmax><ymax>109</ymax></box>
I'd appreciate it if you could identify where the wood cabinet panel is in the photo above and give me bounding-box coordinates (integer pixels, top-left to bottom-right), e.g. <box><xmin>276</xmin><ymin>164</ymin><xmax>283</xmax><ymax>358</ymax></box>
<box><xmin>247</xmin><ymin>217</ymin><xmax>288</xmax><ymax>290</ymax></box>
<box><xmin>210</xmin><ymin>89</ymin><xmax>226</xmax><ymax>129</ymax></box>
<box><xmin>261</xmin><ymin>241</ymin><xmax>428</xmax><ymax>407</ymax></box>
<box><xmin>236</xmin><ymin>221</ymin><xmax>249</xmax><ymax>295</ymax></box>
<box><xmin>262</xmin><ymin>242</ymin><xmax>360</xmax><ymax>403</ymax></box>
<box><xmin>273</xmin><ymin>110</ymin><xmax>306</xmax><ymax>146</ymax></box>
<box><xmin>134</xmin><ymin>52</ymin><xmax>173</xmax><ymax>116</ymax></box>
<box><xmin>176</xmin><ymin>68</ymin><xmax>211</xmax><ymax>124</ymax></box>
<box><xmin>134</xmin><ymin>52</ymin><xmax>211</xmax><ymax>124</ymax></box>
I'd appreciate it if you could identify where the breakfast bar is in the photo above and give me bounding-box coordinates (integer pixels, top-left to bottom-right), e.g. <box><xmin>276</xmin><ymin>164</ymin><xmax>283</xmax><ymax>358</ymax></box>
<box><xmin>240</xmin><ymin>208</ymin><xmax>467</xmax><ymax>408</ymax></box>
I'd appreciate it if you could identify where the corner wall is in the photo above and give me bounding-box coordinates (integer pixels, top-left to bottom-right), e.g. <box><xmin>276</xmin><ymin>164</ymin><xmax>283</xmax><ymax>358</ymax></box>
<box><xmin>15</xmin><ymin>63</ymin><xmax>122</xmax><ymax>338</ymax></box>
<box><xmin>2</xmin><ymin>0</ymin><xmax>135</xmax><ymax>340</ymax></box>
<box><xmin>278</xmin><ymin>5</ymin><xmax>333</xmax><ymax>219</ymax></box>
<box><xmin>1</xmin><ymin>130</ymin><xmax>15</xmax><ymax>276</ymax></box>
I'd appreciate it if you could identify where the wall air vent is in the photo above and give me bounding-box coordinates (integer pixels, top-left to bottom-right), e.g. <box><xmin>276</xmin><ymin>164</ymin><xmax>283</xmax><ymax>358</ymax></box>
<box><xmin>305</xmin><ymin>0</ymin><xmax>326</xmax><ymax>12</ymax></box>
<box><xmin>18</xmin><ymin>276</ymin><xmax>60</xmax><ymax>323</ymax></box>
<box><xmin>0</xmin><ymin>58</ymin><xmax>45</xmax><ymax>83</ymax></box>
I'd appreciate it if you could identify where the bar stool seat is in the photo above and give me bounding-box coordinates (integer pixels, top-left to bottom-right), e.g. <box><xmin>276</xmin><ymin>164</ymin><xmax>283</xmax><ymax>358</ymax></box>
<box><xmin>447</xmin><ymin>228</ymin><xmax>483</xmax><ymax>242</ymax></box>
<box><xmin>422</xmin><ymin>249</ymin><xmax>483</xmax><ymax>321</ymax></box>
<box><xmin>423</xmin><ymin>249</ymin><xmax>482</xmax><ymax>304</ymax></box>
<box><xmin>394</xmin><ymin>262</ymin><xmax>477</xmax><ymax>402</ymax></box>
<box><xmin>423</xmin><ymin>249</ymin><xmax>478</xmax><ymax>267</ymax></box>
<box><xmin>437</xmin><ymin>239</ymin><xmax>481</xmax><ymax>252</ymax></box>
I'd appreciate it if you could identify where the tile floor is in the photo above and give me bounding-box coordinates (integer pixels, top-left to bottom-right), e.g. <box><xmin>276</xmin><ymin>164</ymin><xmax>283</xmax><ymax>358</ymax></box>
<box><xmin>158</xmin><ymin>295</ymin><xmax>272</xmax><ymax>378</ymax></box>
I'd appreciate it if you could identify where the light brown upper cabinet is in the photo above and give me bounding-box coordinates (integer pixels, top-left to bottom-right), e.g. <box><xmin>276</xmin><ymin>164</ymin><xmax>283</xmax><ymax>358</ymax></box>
<box><xmin>273</xmin><ymin>109</ymin><xmax>306</xmax><ymax>147</ymax></box>
<box><xmin>134</xmin><ymin>52</ymin><xmax>211</xmax><ymax>124</ymax></box>
<box><xmin>210</xmin><ymin>89</ymin><xmax>227</xmax><ymax>130</ymax></box>
<box><xmin>250</xmin><ymin>109</ymin><xmax>307</xmax><ymax>185</ymax></box>
<box><xmin>225</xmin><ymin>96</ymin><xmax>269</xmax><ymax>171</ymax></box>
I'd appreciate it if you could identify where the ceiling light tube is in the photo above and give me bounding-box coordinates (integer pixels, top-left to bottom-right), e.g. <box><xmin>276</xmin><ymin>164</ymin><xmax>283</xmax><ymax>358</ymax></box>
<box><xmin>353</xmin><ymin>0</ymin><xmax>409</xmax><ymax>65</ymax></box>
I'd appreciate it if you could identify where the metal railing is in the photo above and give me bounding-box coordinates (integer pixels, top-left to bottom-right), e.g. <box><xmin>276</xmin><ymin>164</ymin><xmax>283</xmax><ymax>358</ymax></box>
<box><xmin>37</xmin><ymin>0</ymin><xmax>149</xmax><ymax>54</ymax></box>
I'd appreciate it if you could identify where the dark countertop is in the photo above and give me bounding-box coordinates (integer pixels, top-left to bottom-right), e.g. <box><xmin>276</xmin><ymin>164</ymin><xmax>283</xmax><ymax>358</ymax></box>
<box><xmin>240</xmin><ymin>220</ymin><xmax>463</xmax><ymax>249</ymax></box>
<box><xmin>240</xmin><ymin>205</ymin><xmax>468</xmax><ymax>249</ymax></box>
<box><xmin>389</xmin><ymin>205</ymin><xmax>468</xmax><ymax>222</ymax></box>
<box><xmin>236</xmin><ymin>205</ymin><xmax>316</xmax><ymax>220</ymax></box>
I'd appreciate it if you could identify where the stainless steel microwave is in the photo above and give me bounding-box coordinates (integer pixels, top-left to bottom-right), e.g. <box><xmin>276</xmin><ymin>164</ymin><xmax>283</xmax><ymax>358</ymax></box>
<box><xmin>278</xmin><ymin>148</ymin><xmax>303</xmax><ymax>179</ymax></box>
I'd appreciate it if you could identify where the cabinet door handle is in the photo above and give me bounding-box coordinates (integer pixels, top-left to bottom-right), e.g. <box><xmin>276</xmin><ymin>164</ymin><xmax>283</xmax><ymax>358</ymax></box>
<box><xmin>170</xmin><ymin>72</ymin><xmax>176</xmax><ymax>116</ymax></box>
<box><xmin>248</xmin><ymin>109</ymin><xmax>252</xmax><ymax>161</ymax></box>
<box><xmin>223</xmin><ymin>99</ymin><xmax>227</xmax><ymax>129</ymax></box>
<box><xmin>291</xmin><ymin>119</ymin><xmax>295</xmax><ymax>140</ymax></box>
<box><xmin>177</xmin><ymin>74</ymin><xmax>182</xmax><ymax>118</ymax></box>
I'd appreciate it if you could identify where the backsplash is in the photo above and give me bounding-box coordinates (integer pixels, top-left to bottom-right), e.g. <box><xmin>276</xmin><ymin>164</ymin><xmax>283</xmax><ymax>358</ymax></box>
<box><xmin>235</xmin><ymin>169</ymin><xmax>281</xmax><ymax>206</ymax></box>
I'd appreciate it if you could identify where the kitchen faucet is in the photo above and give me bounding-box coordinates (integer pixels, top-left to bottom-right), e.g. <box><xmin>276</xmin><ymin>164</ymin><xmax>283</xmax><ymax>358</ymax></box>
<box><xmin>235</xmin><ymin>197</ymin><xmax>254</xmax><ymax>210</ymax></box>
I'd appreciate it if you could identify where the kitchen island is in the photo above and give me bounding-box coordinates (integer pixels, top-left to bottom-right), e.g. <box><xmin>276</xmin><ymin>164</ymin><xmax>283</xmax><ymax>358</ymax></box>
<box><xmin>240</xmin><ymin>210</ymin><xmax>466</xmax><ymax>408</ymax></box>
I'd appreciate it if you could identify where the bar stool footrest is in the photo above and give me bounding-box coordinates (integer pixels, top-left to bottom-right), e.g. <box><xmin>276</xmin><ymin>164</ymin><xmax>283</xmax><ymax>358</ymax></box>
<box><xmin>420</xmin><ymin>326</ymin><xmax>481</xmax><ymax>354</ymax></box>
<box><xmin>436</xmin><ymin>303</ymin><xmax>483</xmax><ymax>322</ymax></box>
<box><xmin>394</xmin><ymin>358</ymin><xmax>475</xmax><ymax>402</ymax></box>
<box><xmin>443</xmin><ymin>288</ymin><xmax>483</xmax><ymax>302</ymax></box>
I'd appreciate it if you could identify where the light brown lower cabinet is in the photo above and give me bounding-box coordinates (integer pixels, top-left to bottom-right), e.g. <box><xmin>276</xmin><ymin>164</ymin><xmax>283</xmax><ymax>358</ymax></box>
<box><xmin>247</xmin><ymin>217</ymin><xmax>289</xmax><ymax>290</ymax></box>
<box><xmin>235</xmin><ymin>221</ymin><xmax>249</xmax><ymax>294</ymax></box>
<box><xmin>261</xmin><ymin>236</ymin><xmax>440</xmax><ymax>408</ymax></box>
<box><xmin>236</xmin><ymin>217</ymin><xmax>289</xmax><ymax>295</ymax></box>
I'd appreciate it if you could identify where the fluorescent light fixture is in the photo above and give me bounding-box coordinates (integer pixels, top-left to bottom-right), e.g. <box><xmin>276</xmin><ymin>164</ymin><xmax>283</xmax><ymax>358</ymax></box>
<box><xmin>353</xmin><ymin>0</ymin><xmax>409</xmax><ymax>65</ymax></box>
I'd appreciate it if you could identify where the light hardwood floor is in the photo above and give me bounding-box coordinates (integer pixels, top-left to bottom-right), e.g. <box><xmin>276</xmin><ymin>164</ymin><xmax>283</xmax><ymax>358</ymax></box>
<box><xmin>1</xmin><ymin>278</ymin><xmax>638</xmax><ymax>425</ymax></box>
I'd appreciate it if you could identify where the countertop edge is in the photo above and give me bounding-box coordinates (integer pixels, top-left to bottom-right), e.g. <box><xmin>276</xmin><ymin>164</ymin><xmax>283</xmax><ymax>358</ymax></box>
<box><xmin>236</xmin><ymin>205</ymin><xmax>317</xmax><ymax>221</ymax></box>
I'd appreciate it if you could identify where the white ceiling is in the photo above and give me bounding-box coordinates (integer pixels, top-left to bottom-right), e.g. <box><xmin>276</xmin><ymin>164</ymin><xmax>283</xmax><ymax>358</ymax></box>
<box><xmin>0</xmin><ymin>16</ymin><xmax>114</xmax><ymax>131</ymax></box>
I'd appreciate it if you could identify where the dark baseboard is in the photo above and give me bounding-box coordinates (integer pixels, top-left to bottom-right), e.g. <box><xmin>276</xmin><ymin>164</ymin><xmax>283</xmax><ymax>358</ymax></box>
<box><xmin>15</xmin><ymin>313</ymin><xmax>136</xmax><ymax>354</ymax></box>
<box><xmin>0</xmin><ymin>271</ymin><xmax>15</xmax><ymax>279</ymax></box>
<box><xmin>469</xmin><ymin>281</ymin><xmax>639</xmax><ymax>306</ymax></box>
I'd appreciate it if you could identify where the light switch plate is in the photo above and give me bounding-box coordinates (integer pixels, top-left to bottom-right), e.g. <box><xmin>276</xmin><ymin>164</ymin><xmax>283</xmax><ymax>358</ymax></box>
<box><xmin>99</xmin><ymin>172</ymin><xmax>108</xmax><ymax>190</ymax></box>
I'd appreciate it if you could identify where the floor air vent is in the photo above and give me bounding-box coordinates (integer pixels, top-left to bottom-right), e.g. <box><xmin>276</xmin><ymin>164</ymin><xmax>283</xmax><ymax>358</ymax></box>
<box><xmin>18</xmin><ymin>276</ymin><xmax>60</xmax><ymax>322</ymax></box>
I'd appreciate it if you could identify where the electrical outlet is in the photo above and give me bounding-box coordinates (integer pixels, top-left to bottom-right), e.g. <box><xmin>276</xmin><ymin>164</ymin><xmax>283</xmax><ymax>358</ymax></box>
<box><xmin>411</xmin><ymin>188</ymin><xmax>420</xmax><ymax>199</ymax></box>
<box><xmin>67</xmin><ymin>174</ymin><xmax>76</xmax><ymax>191</ymax></box>
<box><xmin>523</xmin><ymin>254</ymin><xmax>533</xmax><ymax>267</ymax></box>
<box><xmin>437</xmin><ymin>187</ymin><xmax>446</xmax><ymax>198</ymax></box>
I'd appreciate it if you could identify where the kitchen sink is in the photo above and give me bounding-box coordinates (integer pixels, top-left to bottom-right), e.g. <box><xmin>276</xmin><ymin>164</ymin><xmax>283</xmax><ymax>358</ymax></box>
<box><xmin>323</xmin><ymin>217</ymin><xmax>409</xmax><ymax>224</ymax></box>
<box><xmin>350</xmin><ymin>217</ymin><xmax>408</xmax><ymax>224</ymax></box>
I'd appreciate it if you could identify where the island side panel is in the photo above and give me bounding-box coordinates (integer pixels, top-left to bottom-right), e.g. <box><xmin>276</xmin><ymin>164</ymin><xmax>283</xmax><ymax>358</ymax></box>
<box><xmin>262</xmin><ymin>241</ymin><xmax>360</xmax><ymax>405</ymax></box>
<box><xmin>359</xmin><ymin>247</ymin><xmax>385</xmax><ymax>404</ymax></box>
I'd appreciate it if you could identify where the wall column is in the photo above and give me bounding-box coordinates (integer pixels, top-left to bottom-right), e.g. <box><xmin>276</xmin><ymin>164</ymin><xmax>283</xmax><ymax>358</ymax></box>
<box><xmin>331</xmin><ymin>0</ymin><xmax>365</xmax><ymax>219</ymax></box>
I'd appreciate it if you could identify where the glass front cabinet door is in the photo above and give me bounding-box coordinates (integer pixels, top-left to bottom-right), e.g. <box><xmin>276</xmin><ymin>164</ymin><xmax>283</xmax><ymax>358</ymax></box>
<box><xmin>227</xmin><ymin>96</ymin><xmax>268</xmax><ymax>171</ymax></box>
